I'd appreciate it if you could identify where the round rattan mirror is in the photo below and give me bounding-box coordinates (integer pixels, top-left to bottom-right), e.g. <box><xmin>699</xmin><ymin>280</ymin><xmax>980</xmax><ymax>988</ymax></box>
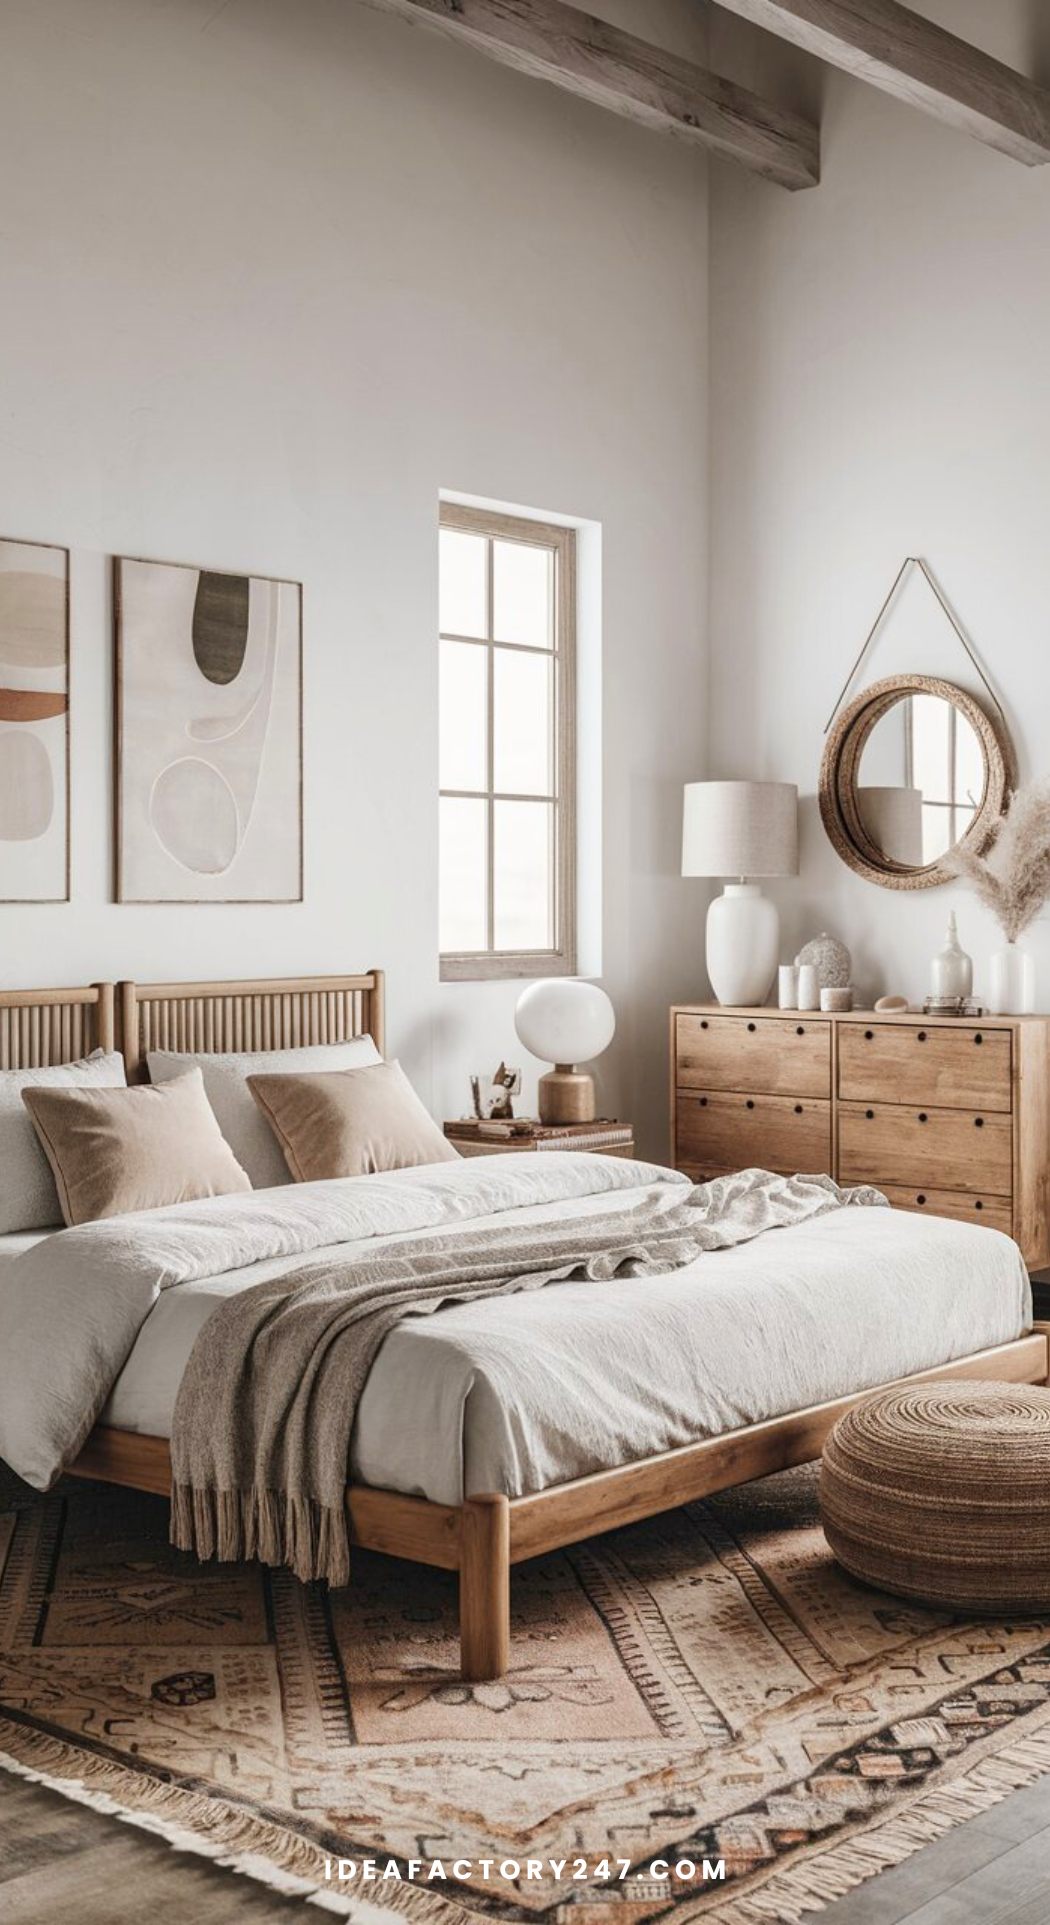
<box><xmin>819</xmin><ymin>675</ymin><xmax>1015</xmax><ymax>890</ymax></box>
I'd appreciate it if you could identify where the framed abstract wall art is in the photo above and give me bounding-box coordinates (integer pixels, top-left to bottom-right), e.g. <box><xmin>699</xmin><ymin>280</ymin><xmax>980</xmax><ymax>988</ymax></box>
<box><xmin>115</xmin><ymin>555</ymin><xmax>303</xmax><ymax>903</ymax></box>
<box><xmin>0</xmin><ymin>538</ymin><xmax>70</xmax><ymax>901</ymax></box>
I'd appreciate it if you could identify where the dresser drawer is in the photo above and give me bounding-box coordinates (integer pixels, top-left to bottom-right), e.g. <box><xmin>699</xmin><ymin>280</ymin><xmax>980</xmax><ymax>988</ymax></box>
<box><xmin>838</xmin><ymin>1022</ymin><xmax>1011</xmax><ymax>1111</ymax></box>
<box><xmin>676</xmin><ymin>1014</ymin><xmax>830</xmax><ymax>1097</ymax></box>
<box><xmin>838</xmin><ymin>1102</ymin><xmax>1012</xmax><ymax>1195</ymax></box>
<box><xmin>676</xmin><ymin>1090</ymin><xmax>832</xmax><ymax>1180</ymax></box>
<box><xmin>881</xmin><ymin>1185</ymin><xmax>1013</xmax><ymax>1236</ymax></box>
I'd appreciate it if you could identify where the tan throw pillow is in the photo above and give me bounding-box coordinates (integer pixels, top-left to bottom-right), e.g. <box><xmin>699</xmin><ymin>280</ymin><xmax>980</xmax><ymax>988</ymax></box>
<box><xmin>22</xmin><ymin>1070</ymin><xmax>252</xmax><ymax>1226</ymax></box>
<box><xmin>248</xmin><ymin>1059</ymin><xmax>460</xmax><ymax>1182</ymax></box>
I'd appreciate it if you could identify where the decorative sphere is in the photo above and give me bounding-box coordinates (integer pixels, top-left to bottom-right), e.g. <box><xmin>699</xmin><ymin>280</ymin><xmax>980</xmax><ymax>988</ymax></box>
<box><xmin>514</xmin><ymin>980</ymin><xmax>616</xmax><ymax>1068</ymax></box>
<box><xmin>796</xmin><ymin>932</ymin><xmax>852</xmax><ymax>990</ymax></box>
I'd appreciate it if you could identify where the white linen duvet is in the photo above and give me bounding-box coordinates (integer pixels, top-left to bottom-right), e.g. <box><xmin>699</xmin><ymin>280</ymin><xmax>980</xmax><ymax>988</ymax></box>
<box><xmin>0</xmin><ymin>1153</ymin><xmax>1031</xmax><ymax>1505</ymax></box>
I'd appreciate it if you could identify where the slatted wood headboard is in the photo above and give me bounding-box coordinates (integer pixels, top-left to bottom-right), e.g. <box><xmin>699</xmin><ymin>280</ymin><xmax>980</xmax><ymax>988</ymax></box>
<box><xmin>0</xmin><ymin>984</ymin><xmax>115</xmax><ymax>1069</ymax></box>
<box><xmin>119</xmin><ymin>972</ymin><xmax>386</xmax><ymax>1081</ymax></box>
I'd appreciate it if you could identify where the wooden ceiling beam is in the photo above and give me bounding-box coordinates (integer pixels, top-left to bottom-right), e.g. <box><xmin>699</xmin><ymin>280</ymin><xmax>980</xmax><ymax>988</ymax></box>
<box><xmin>361</xmin><ymin>0</ymin><xmax>820</xmax><ymax>189</ymax></box>
<box><xmin>711</xmin><ymin>0</ymin><xmax>1050</xmax><ymax>166</ymax></box>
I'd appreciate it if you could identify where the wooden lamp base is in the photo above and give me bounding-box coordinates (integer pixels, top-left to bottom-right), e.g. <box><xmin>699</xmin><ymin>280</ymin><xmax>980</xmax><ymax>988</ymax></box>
<box><xmin>538</xmin><ymin>1065</ymin><xmax>595</xmax><ymax>1125</ymax></box>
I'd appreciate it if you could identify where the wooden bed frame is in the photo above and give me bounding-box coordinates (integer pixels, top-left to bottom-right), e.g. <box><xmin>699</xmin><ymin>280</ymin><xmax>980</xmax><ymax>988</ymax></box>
<box><xmin>4</xmin><ymin>977</ymin><xmax>1048</xmax><ymax>1682</ymax></box>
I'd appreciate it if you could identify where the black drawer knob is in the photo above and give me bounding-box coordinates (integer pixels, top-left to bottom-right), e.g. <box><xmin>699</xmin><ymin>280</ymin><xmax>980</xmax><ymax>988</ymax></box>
<box><xmin>864</xmin><ymin>1029</ymin><xmax>874</xmax><ymax>1040</ymax></box>
<box><xmin>796</xmin><ymin>1025</ymin><xmax>805</xmax><ymax>1036</ymax></box>
<box><xmin>917</xmin><ymin>1194</ymin><xmax>927</xmax><ymax>1205</ymax></box>
<box><xmin>794</xmin><ymin>1104</ymin><xmax>803</xmax><ymax>1115</ymax></box>
<box><xmin>865</xmin><ymin>1109</ymin><xmax>875</xmax><ymax>1120</ymax></box>
<box><xmin>700</xmin><ymin>1019</ymin><xmax>708</xmax><ymax>1030</ymax></box>
<box><xmin>747</xmin><ymin>1022</ymin><xmax>756</xmax><ymax>1032</ymax></box>
<box><xmin>975</xmin><ymin>1033</ymin><xmax>983</xmax><ymax>1045</ymax></box>
<box><xmin>746</xmin><ymin>1099</ymin><xmax>755</xmax><ymax>1110</ymax></box>
<box><xmin>975</xmin><ymin>1200</ymin><xmax>984</xmax><ymax>1211</ymax></box>
<box><xmin>975</xmin><ymin>1116</ymin><xmax>985</xmax><ymax>1128</ymax></box>
<box><xmin>918</xmin><ymin>1112</ymin><xmax>928</xmax><ymax>1123</ymax></box>
<box><xmin>918</xmin><ymin>1030</ymin><xmax>927</xmax><ymax>1042</ymax></box>
<box><xmin>699</xmin><ymin>1097</ymin><xmax>707</xmax><ymax>1107</ymax></box>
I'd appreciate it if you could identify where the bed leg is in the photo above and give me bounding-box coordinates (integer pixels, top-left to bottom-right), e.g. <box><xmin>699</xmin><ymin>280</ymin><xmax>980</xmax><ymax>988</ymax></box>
<box><xmin>459</xmin><ymin>1494</ymin><xmax>511</xmax><ymax>1682</ymax></box>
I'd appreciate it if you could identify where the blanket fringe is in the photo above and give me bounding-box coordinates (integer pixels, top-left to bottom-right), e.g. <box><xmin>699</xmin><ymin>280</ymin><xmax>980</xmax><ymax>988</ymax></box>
<box><xmin>170</xmin><ymin>1483</ymin><xmax>349</xmax><ymax>1587</ymax></box>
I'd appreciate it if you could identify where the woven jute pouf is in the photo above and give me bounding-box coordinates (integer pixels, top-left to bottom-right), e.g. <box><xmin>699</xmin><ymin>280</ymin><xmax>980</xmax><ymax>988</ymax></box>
<box><xmin>821</xmin><ymin>1380</ymin><xmax>1050</xmax><ymax>1613</ymax></box>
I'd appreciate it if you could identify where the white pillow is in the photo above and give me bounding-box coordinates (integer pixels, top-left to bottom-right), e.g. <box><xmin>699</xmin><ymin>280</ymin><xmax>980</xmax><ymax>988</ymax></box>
<box><xmin>0</xmin><ymin>1050</ymin><xmax>128</xmax><ymax>1233</ymax></box>
<box><xmin>147</xmin><ymin>1038</ymin><xmax>382</xmax><ymax>1189</ymax></box>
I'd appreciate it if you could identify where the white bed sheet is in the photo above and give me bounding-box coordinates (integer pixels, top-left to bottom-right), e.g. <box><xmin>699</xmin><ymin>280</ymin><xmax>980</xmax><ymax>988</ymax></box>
<box><xmin>0</xmin><ymin>1230</ymin><xmax>51</xmax><ymax>1272</ymax></box>
<box><xmin>102</xmin><ymin>1197</ymin><xmax>1032</xmax><ymax>1505</ymax></box>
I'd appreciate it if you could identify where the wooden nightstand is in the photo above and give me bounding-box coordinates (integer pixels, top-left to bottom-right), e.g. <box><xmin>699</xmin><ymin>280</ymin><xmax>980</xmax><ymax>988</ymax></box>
<box><xmin>670</xmin><ymin>1002</ymin><xmax>1050</xmax><ymax>1270</ymax></box>
<box><xmin>445</xmin><ymin>1120</ymin><xmax>635</xmax><ymax>1158</ymax></box>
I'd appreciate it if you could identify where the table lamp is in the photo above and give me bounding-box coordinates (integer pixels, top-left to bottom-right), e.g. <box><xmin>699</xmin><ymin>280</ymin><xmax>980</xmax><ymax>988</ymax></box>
<box><xmin>682</xmin><ymin>781</ymin><xmax>798</xmax><ymax>1006</ymax></box>
<box><xmin>515</xmin><ymin>979</ymin><xmax>616</xmax><ymax>1125</ymax></box>
<box><xmin>856</xmin><ymin>785</ymin><xmax>924</xmax><ymax>866</ymax></box>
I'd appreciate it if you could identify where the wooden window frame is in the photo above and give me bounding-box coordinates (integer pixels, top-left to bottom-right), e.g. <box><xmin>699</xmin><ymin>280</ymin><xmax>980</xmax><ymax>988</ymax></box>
<box><xmin>439</xmin><ymin>503</ymin><xmax>577</xmax><ymax>983</ymax></box>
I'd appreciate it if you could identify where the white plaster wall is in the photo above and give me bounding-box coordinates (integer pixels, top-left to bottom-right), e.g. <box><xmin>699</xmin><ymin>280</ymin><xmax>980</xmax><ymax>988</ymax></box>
<box><xmin>709</xmin><ymin>0</ymin><xmax>1050</xmax><ymax>1010</ymax></box>
<box><xmin>0</xmin><ymin>0</ymin><xmax>710</xmax><ymax>1157</ymax></box>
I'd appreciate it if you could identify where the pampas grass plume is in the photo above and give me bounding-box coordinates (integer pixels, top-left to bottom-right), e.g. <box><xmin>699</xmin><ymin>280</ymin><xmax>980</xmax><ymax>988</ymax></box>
<box><xmin>948</xmin><ymin>780</ymin><xmax>1050</xmax><ymax>943</ymax></box>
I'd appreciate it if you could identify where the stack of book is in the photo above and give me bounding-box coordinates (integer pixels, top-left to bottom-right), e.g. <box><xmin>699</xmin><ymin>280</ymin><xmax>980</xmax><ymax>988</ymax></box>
<box><xmin>444</xmin><ymin>1118</ymin><xmax>633</xmax><ymax>1153</ymax></box>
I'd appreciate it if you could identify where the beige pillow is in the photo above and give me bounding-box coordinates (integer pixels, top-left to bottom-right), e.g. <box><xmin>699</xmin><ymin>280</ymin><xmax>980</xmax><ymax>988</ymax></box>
<box><xmin>146</xmin><ymin>1036</ymin><xmax>382</xmax><ymax>1189</ymax></box>
<box><xmin>0</xmin><ymin>1050</ymin><xmax>127</xmax><ymax>1234</ymax></box>
<box><xmin>248</xmin><ymin>1059</ymin><xmax>460</xmax><ymax>1182</ymax></box>
<box><xmin>22</xmin><ymin>1070</ymin><xmax>252</xmax><ymax>1226</ymax></box>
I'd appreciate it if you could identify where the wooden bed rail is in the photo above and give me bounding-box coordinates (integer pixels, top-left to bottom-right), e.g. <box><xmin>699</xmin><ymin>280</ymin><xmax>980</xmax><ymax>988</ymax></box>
<box><xmin>70</xmin><ymin>1324</ymin><xmax>1050</xmax><ymax>1683</ymax></box>
<box><xmin>118</xmin><ymin>970</ymin><xmax>386</xmax><ymax>1080</ymax></box>
<box><xmin>0</xmin><ymin>984</ymin><xmax>114</xmax><ymax>1068</ymax></box>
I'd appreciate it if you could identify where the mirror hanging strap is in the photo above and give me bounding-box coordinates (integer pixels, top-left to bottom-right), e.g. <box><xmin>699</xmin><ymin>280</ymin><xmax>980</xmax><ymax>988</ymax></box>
<box><xmin>822</xmin><ymin>556</ymin><xmax>1008</xmax><ymax>736</ymax></box>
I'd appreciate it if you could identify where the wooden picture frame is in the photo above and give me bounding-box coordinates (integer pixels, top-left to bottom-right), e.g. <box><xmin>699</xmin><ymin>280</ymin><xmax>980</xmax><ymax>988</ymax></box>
<box><xmin>114</xmin><ymin>554</ymin><xmax>303</xmax><ymax>904</ymax></box>
<box><xmin>0</xmin><ymin>537</ymin><xmax>70</xmax><ymax>903</ymax></box>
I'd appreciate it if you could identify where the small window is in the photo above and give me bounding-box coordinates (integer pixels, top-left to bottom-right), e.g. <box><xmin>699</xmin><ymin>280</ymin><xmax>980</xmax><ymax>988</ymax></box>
<box><xmin>439</xmin><ymin>503</ymin><xmax>576</xmax><ymax>981</ymax></box>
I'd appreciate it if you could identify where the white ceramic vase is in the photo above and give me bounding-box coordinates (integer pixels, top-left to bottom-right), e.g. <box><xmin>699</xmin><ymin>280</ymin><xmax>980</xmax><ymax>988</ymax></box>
<box><xmin>987</xmin><ymin>942</ymin><xmax>1035</xmax><ymax>1016</ymax></box>
<box><xmin>706</xmin><ymin>883</ymin><xmax>779</xmax><ymax>1007</ymax></box>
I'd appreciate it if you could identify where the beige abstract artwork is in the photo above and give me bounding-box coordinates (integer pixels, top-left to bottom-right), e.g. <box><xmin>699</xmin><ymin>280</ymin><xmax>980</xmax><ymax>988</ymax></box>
<box><xmin>0</xmin><ymin>539</ymin><xmax>69</xmax><ymax>901</ymax></box>
<box><xmin>116</xmin><ymin>556</ymin><xmax>302</xmax><ymax>902</ymax></box>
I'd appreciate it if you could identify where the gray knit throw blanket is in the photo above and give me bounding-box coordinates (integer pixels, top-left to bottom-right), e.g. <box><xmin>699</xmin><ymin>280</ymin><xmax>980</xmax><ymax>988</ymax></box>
<box><xmin>170</xmin><ymin>1168</ymin><xmax>884</xmax><ymax>1586</ymax></box>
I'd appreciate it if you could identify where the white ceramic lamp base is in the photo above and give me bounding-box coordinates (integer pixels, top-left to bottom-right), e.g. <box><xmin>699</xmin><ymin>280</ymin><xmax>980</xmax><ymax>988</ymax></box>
<box><xmin>706</xmin><ymin>883</ymin><xmax>780</xmax><ymax>1007</ymax></box>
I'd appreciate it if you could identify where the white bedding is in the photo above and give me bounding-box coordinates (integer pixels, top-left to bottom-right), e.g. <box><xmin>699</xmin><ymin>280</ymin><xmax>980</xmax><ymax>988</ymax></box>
<box><xmin>0</xmin><ymin>1230</ymin><xmax>50</xmax><ymax>1272</ymax></box>
<box><xmin>0</xmin><ymin>1154</ymin><xmax>1031</xmax><ymax>1505</ymax></box>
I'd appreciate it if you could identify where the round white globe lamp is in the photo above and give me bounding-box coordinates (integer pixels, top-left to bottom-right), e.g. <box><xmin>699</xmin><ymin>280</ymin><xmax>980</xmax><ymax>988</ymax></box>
<box><xmin>515</xmin><ymin>980</ymin><xmax>616</xmax><ymax>1126</ymax></box>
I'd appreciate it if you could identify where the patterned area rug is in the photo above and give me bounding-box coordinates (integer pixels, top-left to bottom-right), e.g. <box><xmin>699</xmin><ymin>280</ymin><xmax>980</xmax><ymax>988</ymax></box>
<box><xmin>4</xmin><ymin>1466</ymin><xmax>1050</xmax><ymax>1924</ymax></box>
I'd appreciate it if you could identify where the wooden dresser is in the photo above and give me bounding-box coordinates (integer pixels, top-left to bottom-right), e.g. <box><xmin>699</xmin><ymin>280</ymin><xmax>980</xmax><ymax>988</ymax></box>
<box><xmin>670</xmin><ymin>1005</ymin><xmax>1050</xmax><ymax>1270</ymax></box>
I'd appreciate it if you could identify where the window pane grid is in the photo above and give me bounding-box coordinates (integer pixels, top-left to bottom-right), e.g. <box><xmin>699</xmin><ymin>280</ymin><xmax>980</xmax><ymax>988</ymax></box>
<box><xmin>440</xmin><ymin>632</ymin><xmax>554</xmax><ymax>658</ymax></box>
<box><xmin>902</xmin><ymin>694</ymin><xmax>982</xmax><ymax>866</ymax></box>
<box><xmin>439</xmin><ymin>506</ymin><xmax>574</xmax><ymax>975</ymax></box>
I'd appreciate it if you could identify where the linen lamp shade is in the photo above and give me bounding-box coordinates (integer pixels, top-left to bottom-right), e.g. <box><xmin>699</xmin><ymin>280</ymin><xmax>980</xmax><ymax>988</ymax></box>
<box><xmin>681</xmin><ymin>782</ymin><xmax>799</xmax><ymax>880</ymax></box>
<box><xmin>681</xmin><ymin>781</ymin><xmax>799</xmax><ymax>1008</ymax></box>
<box><xmin>856</xmin><ymin>786</ymin><xmax>924</xmax><ymax>866</ymax></box>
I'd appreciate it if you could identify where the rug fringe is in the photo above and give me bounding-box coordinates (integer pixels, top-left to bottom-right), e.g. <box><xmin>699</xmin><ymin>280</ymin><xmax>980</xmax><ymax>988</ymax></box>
<box><xmin>0</xmin><ymin>1721</ymin><xmax>472</xmax><ymax>1925</ymax></box>
<box><xmin>695</xmin><ymin>1727</ymin><xmax>1050</xmax><ymax>1923</ymax></box>
<box><xmin>8</xmin><ymin>1705</ymin><xmax>1050</xmax><ymax>1924</ymax></box>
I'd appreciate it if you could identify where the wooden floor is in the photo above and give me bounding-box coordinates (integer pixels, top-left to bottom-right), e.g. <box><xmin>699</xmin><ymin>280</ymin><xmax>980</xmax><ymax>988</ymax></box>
<box><xmin>4</xmin><ymin>1767</ymin><xmax>1050</xmax><ymax>1923</ymax></box>
<box><xmin>821</xmin><ymin>1772</ymin><xmax>1050</xmax><ymax>1923</ymax></box>
<box><xmin>0</xmin><ymin>1773</ymin><xmax>311</xmax><ymax>1922</ymax></box>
